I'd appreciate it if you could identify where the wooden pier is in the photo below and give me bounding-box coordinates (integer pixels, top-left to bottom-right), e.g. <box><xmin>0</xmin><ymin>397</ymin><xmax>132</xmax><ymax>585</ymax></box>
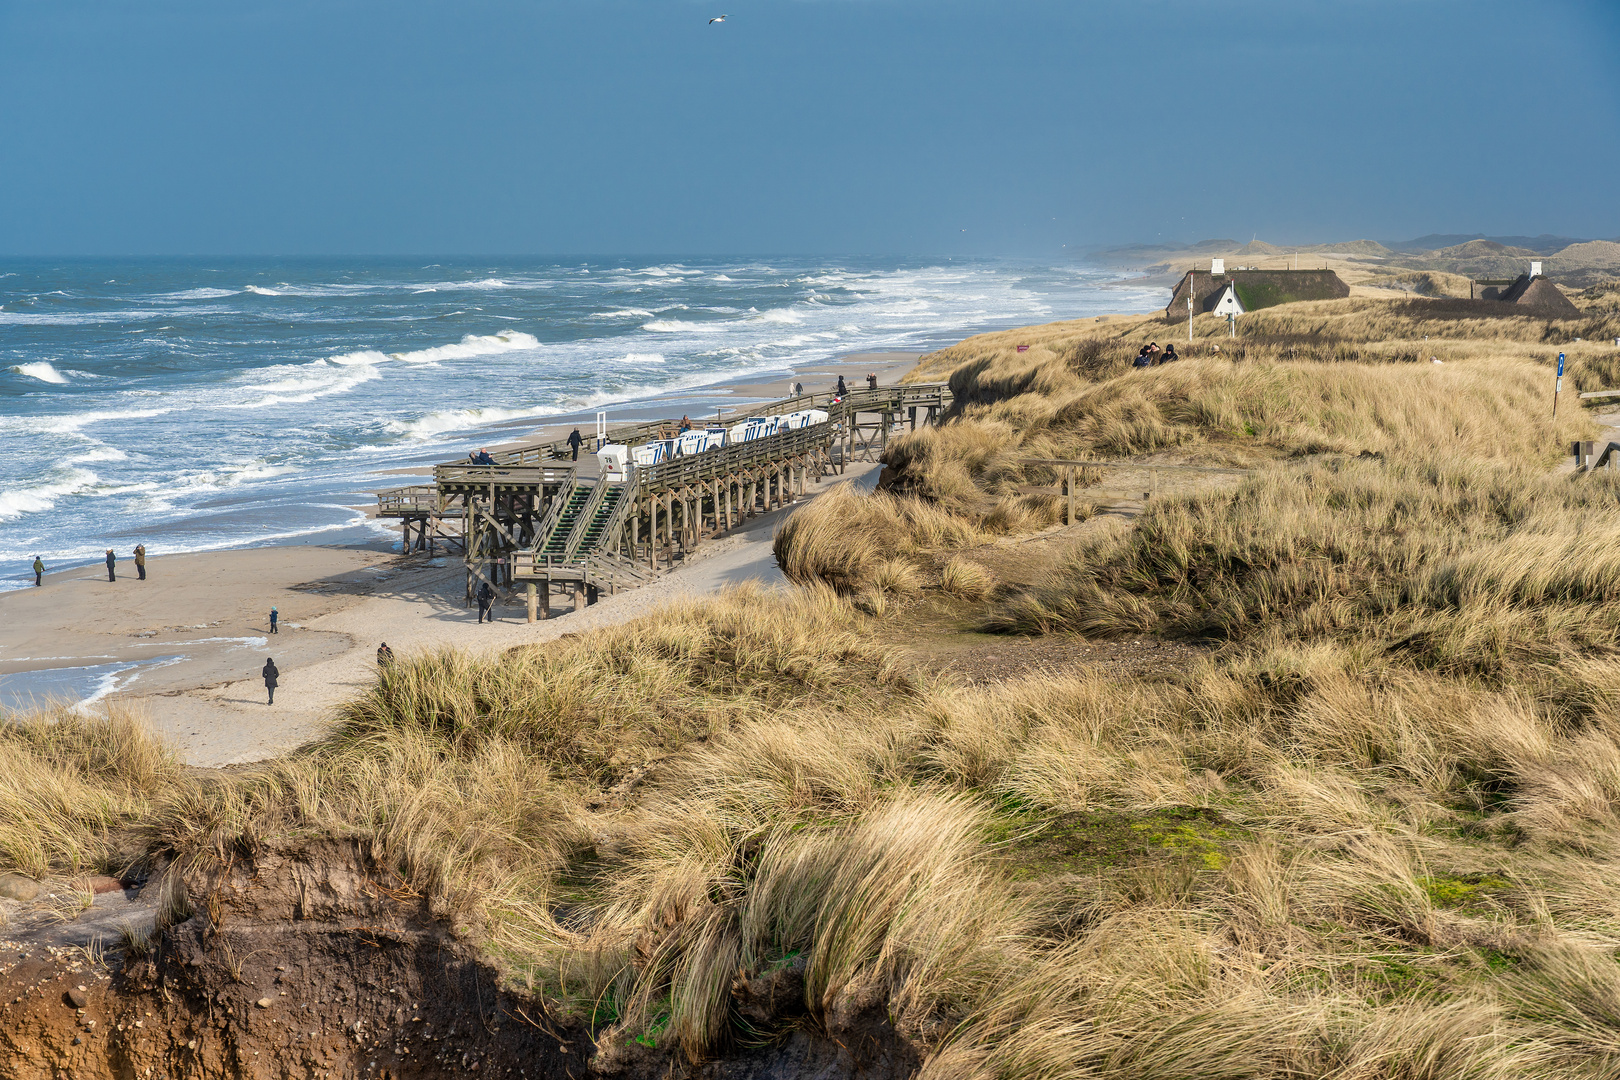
<box><xmin>376</xmin><ymin>382</ymin><xmax>953</xmax><ymax>615</ymax></box>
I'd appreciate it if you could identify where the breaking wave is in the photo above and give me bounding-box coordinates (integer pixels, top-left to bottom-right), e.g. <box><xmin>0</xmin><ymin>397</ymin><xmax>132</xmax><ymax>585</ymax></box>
<box><xmin>10</xmin><ymin>361</ymin><xmax>69</xmax><ymax>384</ymax></box>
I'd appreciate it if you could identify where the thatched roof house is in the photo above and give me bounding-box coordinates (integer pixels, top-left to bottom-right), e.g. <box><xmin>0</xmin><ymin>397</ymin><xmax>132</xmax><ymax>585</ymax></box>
<box><xmin>1165</xmin><ymin>269</ymin><xmax>1349</xmax><ymax>319</ymax></box>
<box><xmin>1470</xmin><ymin>272</ymin><xmax>1580</xmax><ymax>316</ymax></box>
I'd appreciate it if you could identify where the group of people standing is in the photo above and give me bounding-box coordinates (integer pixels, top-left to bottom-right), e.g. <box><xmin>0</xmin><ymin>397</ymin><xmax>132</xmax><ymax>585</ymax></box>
<box><xmin>1133</xmin><ymin>342</ymin><xmax>1181</xmax><ymax>368</ymax></box>
<box><xmin>28</xmin><ymin>545</ymin><xmax>146</xmax><ymax>587</ymax></box>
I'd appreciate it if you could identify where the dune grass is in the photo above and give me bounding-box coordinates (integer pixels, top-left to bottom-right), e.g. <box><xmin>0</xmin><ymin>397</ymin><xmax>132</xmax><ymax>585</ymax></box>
<box><xmin>16</xmin><ymin>297</ymin><xmax>1620</xmax><ymax>1075</ymax></box>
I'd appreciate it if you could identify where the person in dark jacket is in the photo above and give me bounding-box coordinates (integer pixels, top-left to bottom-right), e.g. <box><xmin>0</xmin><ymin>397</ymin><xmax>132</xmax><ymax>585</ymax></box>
<box><xmin>105</xmin><ymin>549</ymin><xmax>117</xmax><ymax>582</ymax></box>
<box><xmin>835</xmin><ymin>375</ymin><xmax>847</xmax><ymax>397</ymax></box>
<box><xmin>377</xmin><ymin>642</ymin><xmax>395</xmax><ymax>668</ymax></box>
<box><xmin>477</xmin><ymin>581</ymin><xmax>495</xmax><ymax>624</ymax></box>
<box><xmin>262</xmin><ymin>658</ymin><xmax>279</xmax><ymax>705</ymax></box>
<box><xmin>1160</xmin><ymin>344</ymin><xmax>1180</xmax><ymax>363</ymax></box>
<box><xmin>269</xmin><ymin>606</ymin><xmax>279</xmax><ymax>634</ymax></box>
<box><xmin>566</xmin><ymin>429</ymin><xmax>583</xmax><ymax>461</ymax></box>
<box><xmin>32</xmin><ymin>556</ymin><xmax>44</xmax><ymax>587</ymax></box>
<box><xmin>866</xmin><ymin>372</ymin><xmax>878</xmax><ymax>391</ymax></box>
<box><xmin>134</xmin><ymin>544</ymin><xmax>147</xmax><ymax>581</ymax></box>
<box><xmin>1133</xmin><ymin>345</ymin><xmax>1154</xmax><ymax>368</ymax></box>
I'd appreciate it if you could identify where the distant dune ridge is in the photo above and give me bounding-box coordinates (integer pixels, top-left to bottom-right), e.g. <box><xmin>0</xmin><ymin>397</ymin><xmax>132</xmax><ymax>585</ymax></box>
<box><xmin>1091</xmin><ymin>233</ymin><xmax>1620</xmax><ymax>290</ymax></box>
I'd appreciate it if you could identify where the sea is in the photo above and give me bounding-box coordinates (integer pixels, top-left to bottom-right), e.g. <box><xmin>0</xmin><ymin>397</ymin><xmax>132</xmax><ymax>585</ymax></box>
<box><xmin>0</xmin><ymin>256</ymin><xmax>1165</xmax><ymax>589</ymax></box>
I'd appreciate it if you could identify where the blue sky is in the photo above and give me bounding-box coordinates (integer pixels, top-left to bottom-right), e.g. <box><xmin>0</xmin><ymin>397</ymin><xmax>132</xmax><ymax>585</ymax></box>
<box><xmin>1</xmin><ymin>0</ymin><xmax>1616</xmax><ymax>255</ymax></box>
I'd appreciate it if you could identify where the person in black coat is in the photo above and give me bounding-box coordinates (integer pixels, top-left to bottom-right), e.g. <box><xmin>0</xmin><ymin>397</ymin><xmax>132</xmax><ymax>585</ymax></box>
<box><xmin>835</xmin><ymin>375</ymin><xmax>847</xmax><ymax>397</ymax></box>
<box><xmin>477</xmin><ymin>581</ymin><xmax>495</xmax><ymax>624</ymax></box>
<box><xmin>567</xmin><ymin>429</ymin><xmax>583</xmax><ymax>461</ymax></box>
<box><xmin>105</xmin><ymin>549</ymin><xmax>117</xmax><ymax>582</ymax></box>
<box><xmin>262</xmin><ymin>658</ymin><xmax>279</xmax><ymax>705</ymax></box>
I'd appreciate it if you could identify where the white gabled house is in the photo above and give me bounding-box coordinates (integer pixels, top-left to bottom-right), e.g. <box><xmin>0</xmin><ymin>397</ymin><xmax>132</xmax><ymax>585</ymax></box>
<box><xmin>1210</xmin><ymin>284</ymin><xmax>1245</xmax><ymax>317</ymax></box>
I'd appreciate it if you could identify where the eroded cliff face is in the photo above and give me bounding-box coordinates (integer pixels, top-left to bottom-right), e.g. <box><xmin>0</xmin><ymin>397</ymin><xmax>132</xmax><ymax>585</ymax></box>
<box><xmin>0</xmin><ymin>840</ymin><xmax>920</xmax><ymax>1080</ymax></box>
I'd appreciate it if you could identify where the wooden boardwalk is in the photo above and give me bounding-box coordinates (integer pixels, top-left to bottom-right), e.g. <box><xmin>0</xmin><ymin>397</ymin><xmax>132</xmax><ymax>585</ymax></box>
<box><xmin>376</xmin><ymin>382</ymin><xmax>953</xmax><ymax>615</ymax></box>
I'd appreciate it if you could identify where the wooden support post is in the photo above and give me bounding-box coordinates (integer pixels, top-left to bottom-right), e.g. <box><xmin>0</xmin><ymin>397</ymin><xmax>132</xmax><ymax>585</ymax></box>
<box><xmin>527</xmin><ymin>582</ymin><xmax>538</xmax><ymax>624</ymax></box>
<box><xmin>540</xmin><ymin>581</ymin><xmax>551</xmax><ymax>619</ymax></box>
<box><xmin>574</xmin><ymin>585</ymin><xmax>586</xmax><ymax>612</ymax></box>
<box><xmin>649</xmin><ymin>499</ymin><xmax>658</xmax><ymax>571</ymax></box>
<box><xmin>1066</xmin><ymin>466</ymin><xmax>1076</xmax><ymax>526</ymax></box>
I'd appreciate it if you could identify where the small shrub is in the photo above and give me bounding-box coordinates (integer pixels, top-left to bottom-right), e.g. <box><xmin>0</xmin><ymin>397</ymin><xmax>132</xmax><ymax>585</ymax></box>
<box><xmin>940</xmin><ymin>557</ymin><xmax>995</xmax><ymax>601</ymax></box>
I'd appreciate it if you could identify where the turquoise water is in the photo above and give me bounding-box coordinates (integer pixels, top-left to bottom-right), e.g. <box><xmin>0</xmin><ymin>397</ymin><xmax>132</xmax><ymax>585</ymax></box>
<box><xmin>0</xmin><ymin>256</ymin><xmax>1163</xmax><ymax>586</ymax></box>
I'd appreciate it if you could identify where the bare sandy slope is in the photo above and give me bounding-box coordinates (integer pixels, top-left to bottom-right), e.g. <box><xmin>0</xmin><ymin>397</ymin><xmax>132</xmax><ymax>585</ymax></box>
<box><xmin>1</xmin><ymin>463</ymin><xmax>884</xmax><ymax>768</ymax></box>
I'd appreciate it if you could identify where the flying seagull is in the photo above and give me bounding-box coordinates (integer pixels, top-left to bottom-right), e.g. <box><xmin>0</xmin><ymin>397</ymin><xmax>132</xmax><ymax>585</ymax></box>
<box><xmin>709</xmin><ymin>14</ymin><xmax>727</xmax><ymax>23</ymax></box>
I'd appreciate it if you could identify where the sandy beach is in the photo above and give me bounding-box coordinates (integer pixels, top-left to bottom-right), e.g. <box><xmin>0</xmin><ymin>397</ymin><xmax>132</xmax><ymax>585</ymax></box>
<box><xmin>0</xmin><ymin>350</ymin><xmax>917</xmax><ymax>767</ymax></box>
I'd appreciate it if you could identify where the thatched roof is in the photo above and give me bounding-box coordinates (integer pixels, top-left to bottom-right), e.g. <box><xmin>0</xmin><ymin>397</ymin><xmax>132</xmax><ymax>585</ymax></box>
<box><xmin>1165</xmin><ymin>270</ymin><xmax>1350</xmax><ymax>318</ymax></box>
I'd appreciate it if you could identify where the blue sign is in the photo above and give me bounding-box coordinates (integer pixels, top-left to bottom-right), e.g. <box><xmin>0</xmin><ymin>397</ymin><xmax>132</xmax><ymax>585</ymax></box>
<box><xmin>1558</xmin><ymin>353</ymin><xmax>1566</xmax><ymax>376</ymax></box>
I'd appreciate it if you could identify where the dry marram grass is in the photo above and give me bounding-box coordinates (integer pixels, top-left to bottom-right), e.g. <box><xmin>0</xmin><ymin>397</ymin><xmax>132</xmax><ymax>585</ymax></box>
<box><xmin>11</xmin><ymin>296</ymin><xmax>1620</xmax><ymax>1076</ymax></box>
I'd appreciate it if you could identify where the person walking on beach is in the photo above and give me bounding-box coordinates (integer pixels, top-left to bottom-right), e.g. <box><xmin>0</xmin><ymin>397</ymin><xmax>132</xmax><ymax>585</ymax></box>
<box><xmin>105</xmin><ymin>549</ymin><xmax>117</xmax><ymax>582</ymax></box>
<box><xmin>793</xmin><ymin>381</ymin><xmax>803</xmax><ymax>398</ymax></box>
<box><xmin>377</xmin><ymin>642</ymin><xmax>395</xmax><ymax>668</ymax></box>
<box><xmin>477</xmin><ymin>580</ymin><xmax>494</xmax><ymax>623</ymax></box>
<box><xmin>32</xmin><ymin>556</ymin><xmax>44</xmax><ymax>587</ymax></box>
<box><xmin>262</xmin><ymin>657</ymin><xmax>279</xmax><ymax>705</ymax></box>
<box><xmin>133</xmin><ymin>544</ymin><xmax>146</xmax><ymax>581</ymax></box>
<box><xmin>567</xmin><ymin>428</ymin><xmax>583</xmax><ymax>461</ymax></box>
<box><xmin>269</xmin><ymin>606</ymin><xmax>279</xmax><ymax>634</ymax></box>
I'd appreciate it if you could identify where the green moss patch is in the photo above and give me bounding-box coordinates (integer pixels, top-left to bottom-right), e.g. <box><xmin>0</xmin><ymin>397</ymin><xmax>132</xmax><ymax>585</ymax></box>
<box><xmin>996</xmin><ymin>806</ymin><xmax>1248</xmax><ymax>880</ymax></box>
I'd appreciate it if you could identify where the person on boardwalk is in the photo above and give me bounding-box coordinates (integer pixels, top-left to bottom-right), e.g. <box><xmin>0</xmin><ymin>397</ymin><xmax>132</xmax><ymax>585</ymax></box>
<box><xmin>866</xmin><ymin>372</ymin><xmax>878</xmax><ymax>391</ymax></box>
<box><xmin>105</xmin><ymin>549</ymin><xmax>117</xmax><ymax>582</ymax></box>
<box><xmin>133</xmin><ymin>544</ymin><xmax>146</xmax><ymax>581</ymax></box>
<box><xmin>471</xmin><ymin>448</ymin><xmax>496</xmax><ymax>466</ymax></box>
<box><xmin>835</xmin><ymin>375</ymin><xmax>847</xmax><ymax>397</ymax></box>
<box><xmin>262</xmin><ymin>657</ymin><xmax>279</xmax><ymax>705</ymax></box>
<box><xmin>377</xmin><ymin>642</ymin><xmax>395</xmax><ymax>668</ymax></box>
<box><xmin>269</xmin><ymin>606</ymin><xmax>279</xmax><ymax>634</ymax></box>
<box><xmin>567</xmin><ymin>428</ymin><xmax>583</xmax><ymax>461</ymax></box>
<box><xmin>793</xmin><ymin>381</ymin><xmax>803</xmax><ymax>397</ymax></box>
<box><xmin>32</xmin><ymin>557</ymin><xmax>43</xmax><ymax>587</ymax></box>
<box><xmin>477</xmin><ymin>580</ymin><xmax>494</xmax><ymax>623</ymax></box>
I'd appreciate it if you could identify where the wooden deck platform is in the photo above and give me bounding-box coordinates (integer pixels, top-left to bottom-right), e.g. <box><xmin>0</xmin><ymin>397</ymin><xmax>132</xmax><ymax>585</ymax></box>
<box><xmin>374</xmin><ymin>380</ymin><xmax>954</xmax><ymax>614</ymax></box>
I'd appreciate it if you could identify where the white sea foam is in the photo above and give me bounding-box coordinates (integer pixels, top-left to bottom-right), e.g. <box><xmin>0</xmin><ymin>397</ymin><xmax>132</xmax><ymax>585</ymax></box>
<box><xmin>589</xmin><ymin>308</ymin><xmax>655</xmax><ymax>319</ymax></box>
<box><xmin>159</xmin><ymin>287</ymin><xmax>240</xmax><ymax>300</ymax></box>
<box><xmin>226</xmin><ymin>360</ymin><xmax>381</xmax><ymax>409</ymax></box>
<box><xmin>11</xmin><ymin>361</ymin><xmax>69</xmax><ymax>384</ymax></box>
<box><xmin>754</xmin><ymin>309</ymin><xmax>805</xmax><ymax>325</ymax></box>
<box><xmin>643</xmin><ymin>319</ymin><xmax>720</xmax><ymax>333</ymax></box>
<box><xmin>620</xmin><ymin>353</ymin><xmax>666</xmax><ymax>364</ymax></box>
<box><xmin>0</xmin><ymin>467</ymin><xmax>100</xmax><ymax>520</ymax></box>
<box><xmin>0</xmin><ymin>310</ymin><xmax>165</xmax><ymax>326</ymax></box>
<box><xmin>327</xmin><ymin>349</ymin><xmax>393</xmax><ymax>366</ymax></box>
<box><xmin>244</xmin><ymin>285</ymin><xmax>282</xmax><ymax>296</ymax></box>
<box><xmin>388</xmin><ymin>330</ymin><xmax>539</xmax><ymax>363</ymax></box>
<box><xmin>0</xmin><ymin>406</ymin><xmax>171</xmax><ymax>437</ymax></box>
<box><xmin>389</xmin><ymin>405</ymin><xmax>557</xmax><ymax>441</ymax></box>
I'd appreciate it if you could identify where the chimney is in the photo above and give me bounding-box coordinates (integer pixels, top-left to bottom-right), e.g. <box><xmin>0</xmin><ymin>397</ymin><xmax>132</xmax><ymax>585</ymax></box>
<box><xmin>1211</xmin><ymin>258</ymin><xmax>1225</xmax><ymax>275</ymax></box>
<box><xmin>1531</xmin><ymin>261</ymin><xmax>1543</xmax><ymax>278</ymax></box>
